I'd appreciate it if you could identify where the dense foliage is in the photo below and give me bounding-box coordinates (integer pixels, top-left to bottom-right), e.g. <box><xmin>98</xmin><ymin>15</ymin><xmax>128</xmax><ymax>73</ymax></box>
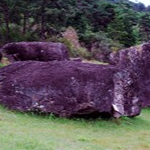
<box><xmin>0</xmin><ymin>0</ymin><xmax>150</xmax><ymax>61</ymax></box>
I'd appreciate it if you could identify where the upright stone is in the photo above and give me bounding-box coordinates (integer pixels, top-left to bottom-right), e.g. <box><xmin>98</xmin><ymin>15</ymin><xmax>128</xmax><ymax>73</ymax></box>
<box><xmin>109</xmin><ymin>42</ymin><xmax>150</xmax><ymax>107</ymax></box>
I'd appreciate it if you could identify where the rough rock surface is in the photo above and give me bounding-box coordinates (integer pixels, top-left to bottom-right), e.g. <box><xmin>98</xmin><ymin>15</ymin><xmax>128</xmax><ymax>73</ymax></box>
<box><xmin>0</xmin><ymin>42</ymin><xmax>70</xmax><ymax>62</ymax></box>
<box><xmin>0</xmin><ymin>61</ymin><xmax>141</xmax><ymax>118</ymax></box>
<box><xmin>0</xmin><ymin>52</ymin><xmax>2</xmax><ymax>61</ymax></box>
<box><xmin>110</xmin><ymin>42</ymin><xmax>150</xmax><ymax>107</ymax></box>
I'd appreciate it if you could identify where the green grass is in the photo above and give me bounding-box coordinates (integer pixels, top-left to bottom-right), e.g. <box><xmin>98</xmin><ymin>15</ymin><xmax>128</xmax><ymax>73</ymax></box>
<box><xmin>0</xmin><ymin>63</ymin><xmax>5</xmax><ymax>68</ymax></box>
<box><xmin>82</xmin><ymin>59</ymin><xmax>108</xmax><ymax>65</ymax></box>
<box><xmin>0</xmin><ymin>106</ymin><xmax>150</xmax><ymax>150</ymax></box>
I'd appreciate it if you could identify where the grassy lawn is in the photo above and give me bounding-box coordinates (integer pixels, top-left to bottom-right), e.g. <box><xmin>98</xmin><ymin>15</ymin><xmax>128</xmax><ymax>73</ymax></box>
<box><xmin>0</xmin><ymin>106</ymin><xmax>150</xmax><ymax>150</ymax></box>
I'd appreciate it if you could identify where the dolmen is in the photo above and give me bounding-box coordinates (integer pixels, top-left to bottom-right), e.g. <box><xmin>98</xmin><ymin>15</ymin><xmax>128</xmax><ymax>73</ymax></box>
<box><xmin>0</xmin><ymin>41</ymin><xmax>150</xmax><ymax>118</ymax></box>
<box><xmin>0</xmin><ymin>42</ymin><xmax>69</xmax><ymax>62</ymax></box>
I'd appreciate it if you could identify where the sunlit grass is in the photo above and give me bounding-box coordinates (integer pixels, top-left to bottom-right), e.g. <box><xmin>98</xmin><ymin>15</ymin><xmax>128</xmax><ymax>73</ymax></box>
<box><xmin>0</xmin><ymin>106</ymin><xmax>150</xmax><ymax>150</ymax></box>
<box><xmin>82</xmin><ymin>59</ymin><xmax>108</xmax><ymax>65</ymax></box>
<box><xmin>0</xmin><ymin>57</ymin><xmax>10</xmax><ymax>68</ymax></box>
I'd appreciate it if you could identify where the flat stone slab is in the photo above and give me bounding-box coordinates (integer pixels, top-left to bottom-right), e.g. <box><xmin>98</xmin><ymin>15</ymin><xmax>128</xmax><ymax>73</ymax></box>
<box><xmin>0</xmin><ymin>42</ymin><xmax>70</xmax><ymax>62</ymax></box>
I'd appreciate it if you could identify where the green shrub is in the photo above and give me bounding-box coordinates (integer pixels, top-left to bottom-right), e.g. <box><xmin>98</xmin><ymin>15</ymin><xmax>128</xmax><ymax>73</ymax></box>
<box><xmin>59</xmin><ymin>38</ymin><xmax>78</xmax><ymax>58</ymax></box>
<box><xmin>0</xmin><ymin>63</ymin><xmax>5</xmax><ymax>68</ymax></box>
<box><xmin>77</xmin><ymin>47</ymin><xmax>91</xmax><ymax>60</ymax></box>
<box><xmin>60</xmin><ymin>38</ymin><xmax>91</xmax><ymax>59</ymax></box>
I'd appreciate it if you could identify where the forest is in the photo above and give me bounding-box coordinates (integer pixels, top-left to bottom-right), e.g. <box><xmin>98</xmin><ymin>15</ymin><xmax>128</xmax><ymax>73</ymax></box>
<box><xmin>0</xmin><ymin>0</ymin><xmax>150</xmax><ymax>61</ymax></box>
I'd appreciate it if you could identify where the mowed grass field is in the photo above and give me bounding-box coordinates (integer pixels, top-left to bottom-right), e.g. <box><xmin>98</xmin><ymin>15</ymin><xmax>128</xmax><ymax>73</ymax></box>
<box><xmin>0</xmin><ymin>106</ymin><xmax>150</xmax><ymax>150</ymax></box>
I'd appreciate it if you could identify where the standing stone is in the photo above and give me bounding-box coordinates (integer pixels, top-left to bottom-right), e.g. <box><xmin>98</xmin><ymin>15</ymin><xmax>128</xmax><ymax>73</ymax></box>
<box><xmin>110</xmin><ymin>42</ymin><xmax>150</xmax><ymax>108</ymax></box>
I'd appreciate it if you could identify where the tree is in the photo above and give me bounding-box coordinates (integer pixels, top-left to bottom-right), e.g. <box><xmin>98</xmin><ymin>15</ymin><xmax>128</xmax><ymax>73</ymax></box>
<box><xmin>107</xmin><ymin>1</ymin><xmax>139</xmax><ymax>47</ymax></box>
<box><xmin>139</xmin><ymin>13</ymin><xmax>150</xmax><ymax>42</ymax></box>
<box><xmin>0</xmin><ymin>0</ymin><xmax>18</xmax><ymax>42</ymax></box>
<box><xmin>91</xmin><ymin>0</ymin><xmax>115</xmax><ymax>31</ymax></box>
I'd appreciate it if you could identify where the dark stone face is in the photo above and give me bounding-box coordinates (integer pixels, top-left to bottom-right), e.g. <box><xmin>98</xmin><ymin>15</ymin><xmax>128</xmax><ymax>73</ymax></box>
<box><xmin>0</xmin><ymin>52</ymin><xmax>2</xmax><ymax>61</ymax></box>
<box><xmin>138</xmin><ymin>43</ymin><xmax>150</xmax><ymax>107</ymax></box>
<box><xmin>1</xmin><ymin>42</ymin><xmax>70</xmax><ymax>62</ymax></box>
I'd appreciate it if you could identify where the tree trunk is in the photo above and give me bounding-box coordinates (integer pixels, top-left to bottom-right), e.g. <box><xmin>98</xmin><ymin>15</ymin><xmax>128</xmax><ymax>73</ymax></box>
<box><xmin>23</xmin><ymin>13</ymin><xmax>27</xmax><ymax>35</ymax></box>
<box><xmin>41</xmin><ymin>0</ymin><xmax>47</xmax><ymax>40</ymax></box>
<box><xmin>3</xmin><ymin>5</ymin><xmax>11</xmax><ymax>43</ymax></box>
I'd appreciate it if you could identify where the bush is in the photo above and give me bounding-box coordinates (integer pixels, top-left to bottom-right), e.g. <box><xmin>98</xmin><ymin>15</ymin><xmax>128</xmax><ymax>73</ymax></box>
<box><xmin>60</xmin><ymin>38</ymin><xmax>91</xmax><ymax>59</ymax></box>
<box><xmin>79</xmin><ymin>29</ymin><xmax>123</xmax><ymax>62</ymax></box>
<box><xmin>77</xmin><ymin>48</ymin><xmax>91</xmax><ymax>60</ymax></box>
<box><xmin>0</xmin><ymin>63</ymin><xmax>5</xmax><ymax>68</ymax></box>
<box><xmin>59</xmin><ymin>38</ymin><xmax>78</xmax><ymax>57</ymax></box>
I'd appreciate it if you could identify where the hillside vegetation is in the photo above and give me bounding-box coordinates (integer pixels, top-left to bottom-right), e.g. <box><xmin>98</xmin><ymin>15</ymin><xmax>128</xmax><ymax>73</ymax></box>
<box><xmin>0</xmin><ymin>0</ymin><xmax>150</xmax><ymax>61</ymax></box>
<box><xmin>0</xmin><ymin>106</ymin><xmax>150</xmax><ymax>150</ymax></box>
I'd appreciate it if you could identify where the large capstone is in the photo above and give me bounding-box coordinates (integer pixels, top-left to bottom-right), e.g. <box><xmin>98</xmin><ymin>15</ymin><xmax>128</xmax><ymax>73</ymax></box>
<box><xmin>0</xmin><ymin>42</ymin><xmax>70</xmax><ymax>62</ymax></box>
<box><xmin>0</xmin><ymin>61</ymin><xmax>141</xmax><ymax>118</ymax></box>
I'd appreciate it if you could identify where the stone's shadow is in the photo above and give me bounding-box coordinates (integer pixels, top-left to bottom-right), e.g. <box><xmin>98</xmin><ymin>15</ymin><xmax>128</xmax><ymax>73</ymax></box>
<box><xmin>71</xmin><ymin>111</ymin><xmax>112</xmax><ymax>120</ymax></box>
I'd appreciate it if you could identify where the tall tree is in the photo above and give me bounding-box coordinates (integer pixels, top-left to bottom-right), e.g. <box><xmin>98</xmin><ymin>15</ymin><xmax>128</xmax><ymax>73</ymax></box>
<box><xmin>0</xmin><ymin>0</ymin><xmax>18</xmax><ymax>42</ymax></box>
<box><xmin>139</xmin><ymin>13</ymin><xmax>150</xmax><ymax>42</ymax></box>
<box><xmin>107</xmin><ymin>1</ymin><xmax>139</xmax><ymax>47</ymax></box>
